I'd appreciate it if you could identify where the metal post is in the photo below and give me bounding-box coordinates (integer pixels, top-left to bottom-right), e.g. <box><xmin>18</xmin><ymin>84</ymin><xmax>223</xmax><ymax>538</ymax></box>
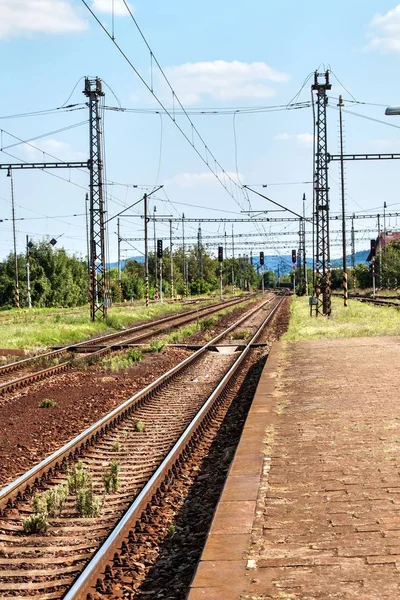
<box><xmin>312</xmin><ymin>71</ymin><xmax>332</xmax><ymax>316</ymax></box>
<box><xmin>84</xmin><ymin>77</ymin><xmax>107</xmax><ymax>321</ymax></box>
<box><xmin>160</xmin><ymin>257</ymin><xmax>163</xmax><ymax>303</ymax></box>
<box><xmin>8</xmin><ymin>169</ymin><xmax>19</xmax><ymax>308</ymax></box>
<box><xmin>182</xmin><ymin>213</ymin><xmax>187</xmax><ymax>297</ymax></box>
<box><xmin>153</xmin><ymin>205</ymin><xmax>157</xmax><ymax>292</ymax></box>
<box><xmin>26</xmin><ymin>235</ymin><xmax>32</xmax><ymax>309</ymax></box>
<box><xmin>378</xmin><ymin>213</ymin><xmax>382</xmax><ymax>287</ymax></box>
<box><xmin>261</xmin><ymin>265</ymin><xmax>264</xmax><ymax>294</ymax></box>
<box><xmin>144</xmin><ymin>193</ymin><xmax>149</xmax><ymax>307</ymax></box>
<box><xmin>231</xmin><ymin>224</ymin><xmax>235</xmax><ymax>295</ymax></box>
<box><xmin>383</xmin><ymin>202</ymin><xmax>387</xmax><ymax>287</ymax></box>
<box><xmin>220</xmin><ymin>262</ymin><xmax>223</xmax><ymax>300</ymax></box>
<box><xmin>303</xmin><ymin>194</ymin><xmax>308</xmax><ymax>294</ymax></box>
<box><xmin>169</xmin><ymin>219</ymin><xmax>174</xmax><ymax>298</ymax></box>
<box><xmin>117</xmin><ymin>217</ymin><xmax>121</xmax><ymax>284</ymax></box>
<box><xmin>351</xmin><ymin>214</ymin><xmax>355</xmax><ymax>269</ymax></box>
<box><xmin>339</xmin><ymin>95</ymin><xmax>348</xmax><ymax>307</ymax></box>
<box><xmin>372</xmin><ymin>257</ymin><xmax>376</xmax><ymax>298</ymax></box>
<box><xmin>85</xmin><ymin>192</ymin><xmax>90</xmax><ymax>290</ymax></box>
<box><xmin>293</xmin><ymin>265</ymin><xmax>296</xmax><ymax>294</ymax></box>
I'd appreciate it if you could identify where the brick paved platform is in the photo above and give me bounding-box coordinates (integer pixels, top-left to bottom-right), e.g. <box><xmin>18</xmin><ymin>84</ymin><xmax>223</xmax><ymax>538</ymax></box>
<box><xmin>188</xmin><ymin>337</ymin><xmax>400</xmax><ymax>600</ymax></box>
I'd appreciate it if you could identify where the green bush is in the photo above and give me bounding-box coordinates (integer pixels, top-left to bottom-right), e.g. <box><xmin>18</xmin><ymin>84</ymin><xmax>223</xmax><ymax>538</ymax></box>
<box><xmin>39</xmin><ymin>398</ymin><xmax>56</xmax><ymax>408</ymax></box>
<box><xmin>22</xmin><ymin>512</ymin><xmax>49</xmax><ymax>534</ymax></box>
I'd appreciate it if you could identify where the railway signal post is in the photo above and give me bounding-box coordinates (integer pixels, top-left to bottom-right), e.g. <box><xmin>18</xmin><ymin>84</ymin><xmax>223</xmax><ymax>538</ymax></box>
<box><xmin>157</xmin><ymin>239</ymin><xmax>163</xmax><ymax>303</ymax></box>
<box><xmin>292</xmin><ymin>249</ymin><xmax>296</xmax><ymax>294</ymax></box>
<box><xmin>260</xmin><ymin>251</ymin><xmax>265</xmax><ymax>294</ymax></box>
<box><xmin>218</xmin><ymin>246</ymin><xmax>223</xmax><ymax>299</ymax></box>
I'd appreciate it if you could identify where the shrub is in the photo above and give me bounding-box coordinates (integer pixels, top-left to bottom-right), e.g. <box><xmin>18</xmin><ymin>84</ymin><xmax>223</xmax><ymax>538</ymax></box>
<box><xmin>39</xmin><ymin>398</ymin><xmax>56</xmax><ymax>408</ymax></box>
<box><xmin>103</xmin><ymin>460</ymin><xmax>120</xmax><ymax>493</ymax></box>
<box><xmin>22</xmin><ymin>512</ymin><xmax>49</xmax><ymax>534</ymax></box>
<box><xmin>76</xmin><ymin>486</ymin><xmax>101</xmax><ymax>518</ymax></box>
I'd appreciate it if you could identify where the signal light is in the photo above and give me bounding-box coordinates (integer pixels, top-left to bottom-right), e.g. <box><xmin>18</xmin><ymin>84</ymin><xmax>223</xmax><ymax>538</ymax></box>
<box><xmin>370</xmin><ymin>239</ymin><xmax>376</xmax><ymax>257</ymax></box>
<box><xmin>218</xmin><ymin>246</ymin><xmax>223</xmax><ymax>262</ymax></box>
<box><xmin>291</xmin><ymin>249</ymin><xmax>296</xmax><ymax>263</ymax></box>
<box><xmin>157</xmin><ymin>239</ymin><xmax>163</xmax><ymax>259</ymax></box>
<box><xmin>259</xmin><ymin>251</ymin><xmax>264</xmax><ymax>266</ymax></box>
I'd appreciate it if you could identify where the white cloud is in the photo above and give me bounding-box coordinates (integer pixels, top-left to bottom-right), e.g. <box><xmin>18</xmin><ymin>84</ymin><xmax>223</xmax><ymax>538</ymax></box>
<box><xmin>162</xmin><ymin>60</ymin><xmax>289</xmax><ymax>104</ymax></box>
<box><xmin>275</xmin><ymin>132</ymin><xmax>313</xmax><ymax>147</ymax></box>
<box><xmin>91</xmin><ymin>0</ymin><xmax>133</xmax><ymax>16</ymax></box>
<box><xmin>365</xmin><ymin>5</ymin><xmax>400</xmax><ymax>52</ymax></box>
<box><xmin>166</xmin><ymin>171</ymin><xmax>244</xmax><ymax>188</ymax></box>
<box><xmin>0</xmin><ymin>0</ymin><xmax>87</xmax><ymax>39</ymax></box>
<box><xmin>23</xmin><ymin>139</ymin><xmax>87</xmax><ymax>161</ymax></box>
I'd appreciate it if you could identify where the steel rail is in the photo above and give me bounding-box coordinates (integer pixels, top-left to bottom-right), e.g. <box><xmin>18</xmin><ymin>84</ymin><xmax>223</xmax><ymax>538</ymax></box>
<box><xmin>0</xmin><ymin>295</ymin><xmax>249</xmax><ymax>376</ymax></box>
<box><xmin>64</xmin><ymin>295</ymin><xmax>285</xmax><ymax>599</ymax></box>
<box><xmin>0</xmin><ymin>295</ymin><xmax>275</xmax><ymax>511</ymax></box>
<box><xmin>0</xmin><ymin>295</ymin><xmax>256</xmax><ymax>393</ymax></box>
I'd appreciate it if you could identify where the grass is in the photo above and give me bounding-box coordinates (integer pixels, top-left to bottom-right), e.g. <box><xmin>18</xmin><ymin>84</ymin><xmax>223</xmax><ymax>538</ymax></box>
<box><xmin>232</xmin><ymin>329</ymin><xmax>251</xmax><ymax>340</ymax></box>
<box><xmin>101</xmin><ymin>347</ymin><xmax>143</xmax><ymax>372</ymax></box>
<box><xmin>155</xmin><ymin>299</ymin><xmax>256</xmax><ymax>346</ymax></box>
<box><xmin>283</xmin><ymin>296</ymin><xmax>400</xmax><ymax>340</ymax></box>
<box><xmin>133</xmin><ymin>419</ymin><xmax>146</xmax><ymax>432</ymax></box>
<box><xmin>0</xmin><ymin>302</ymin><xmax>188</xmax><ymax>351</ymax></box>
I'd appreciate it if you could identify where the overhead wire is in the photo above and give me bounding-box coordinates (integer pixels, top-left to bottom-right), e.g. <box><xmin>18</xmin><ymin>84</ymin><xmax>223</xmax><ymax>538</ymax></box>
<box><xmin>81</xmin><ymin>0</ymin><xmax>249</xmax><ymax>211</ymax></box>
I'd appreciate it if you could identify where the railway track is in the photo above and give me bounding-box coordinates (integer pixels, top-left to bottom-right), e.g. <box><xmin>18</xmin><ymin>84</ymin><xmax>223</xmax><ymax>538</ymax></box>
<box><xmin>0</xmin><ymin>294</ymin><xmax>256</xmax><ymax>396</ymax></box>
<box><xmin>0</xmin><ymin>294</ymin><xmax>286</xmax><ymax>599</ymax></box>
<box><xmin>333</xmin><ymin>293</ymin><xmax>400</xmax><ymax>308</ymax></box>
<box><xmin>352</xmin><ymin>296</ymin><xmax>400</xmax><ymax>307</ymax></box>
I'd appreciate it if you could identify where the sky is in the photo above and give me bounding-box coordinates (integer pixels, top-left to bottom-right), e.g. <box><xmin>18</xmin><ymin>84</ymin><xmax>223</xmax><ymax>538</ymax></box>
<box><xmin>1</xmin><ymin>0</ymin><xmax>400</xmax><ymax>266</ymax></box>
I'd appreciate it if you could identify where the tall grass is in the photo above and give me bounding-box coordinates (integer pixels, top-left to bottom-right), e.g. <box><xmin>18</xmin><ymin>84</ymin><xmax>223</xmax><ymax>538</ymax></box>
<box><xmin>284</xmin><ymin>296</ymin><xmax>400</xmax><ymax>341</ymax></box>
<box><xmin>0</xmin><ymin>302</ymin><xmax>187</xmax><ymax>350</ymax></box>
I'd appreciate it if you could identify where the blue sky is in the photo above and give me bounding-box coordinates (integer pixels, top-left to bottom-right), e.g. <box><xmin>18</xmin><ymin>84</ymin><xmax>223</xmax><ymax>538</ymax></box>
<box><xmin>1</xmin><ymin>0</ymin><xmax>400</xmax><ymax>264</ymax></box>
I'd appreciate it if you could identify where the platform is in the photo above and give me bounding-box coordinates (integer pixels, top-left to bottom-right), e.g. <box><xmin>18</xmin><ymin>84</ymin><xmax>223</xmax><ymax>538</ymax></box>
<box><xmin>188</xmin><ymin>336</ymin><xmax>400</xmax><ymax>599</ymax></box>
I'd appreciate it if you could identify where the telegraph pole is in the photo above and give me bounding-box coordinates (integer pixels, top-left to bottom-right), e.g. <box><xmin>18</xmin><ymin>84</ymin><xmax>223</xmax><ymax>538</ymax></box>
<box><xmin>8</xmin><ymin>169</ymin><xmax>19</xmax><ymax>308</ymax></box>
<box><xmin>312</xmin><ymin>71</ymin><xmax>332</xmax><ymax>316</ymax></box>
<box><xmin>26</xmin><ymin>235</ymin><xmax>32</xmax><ymax>309</ymax></box>
<box><xmin>339</xmin><ymin>95</ymin><xmax>348</xmax><ymax>307</ymax></box>
<box><xmin>84</xmin><ymin>77</ymin><xmax>107</xmax><ymax>321</ymax></box>
<box><xmin>144</xmin><ymin>193</ymin><xmax>149</xmax><ymax>307</ymax></box>
<box><xmin>169</xmin><ymin>219</ymin><xmax>174</xmax><ymax>298</ymax></box>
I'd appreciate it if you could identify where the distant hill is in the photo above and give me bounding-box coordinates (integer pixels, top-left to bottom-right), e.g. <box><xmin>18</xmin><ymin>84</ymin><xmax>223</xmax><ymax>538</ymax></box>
<box><xmin>108</xmin><ymin>256</ymin><xmax>144</xmax><ymax>270</ymax></box>
<box><xmin>108</xmin><ymin>250</ymin><xmax>369</xmax><ymax>274</ymax></box>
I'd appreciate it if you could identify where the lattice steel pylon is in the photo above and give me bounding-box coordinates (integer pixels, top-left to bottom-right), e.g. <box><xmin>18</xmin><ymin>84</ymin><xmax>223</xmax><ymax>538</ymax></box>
<box><xmin>84</xmin><ymin>77</ymin><xmax>107</xmax><ymax>321</ymax></box>
<box><xmin>312</xmin><ymin>71</ymin><xmax>332</xmax><ymax>316</ymax></box>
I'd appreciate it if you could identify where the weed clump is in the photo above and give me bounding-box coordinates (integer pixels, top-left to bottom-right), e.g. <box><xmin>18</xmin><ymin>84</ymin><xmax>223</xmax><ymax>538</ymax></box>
<box><xmin>103</xmin><ymin>460</ymin><xmax>120</xmax><ymax>494</ymax></box>
<box><xmin>232</xmin><ymin>329</ymin><xmax>250</xmax><ymax>340</ymax></box>
<box><xmin>111</xmin><ymin>440</ymin><xmax>120</xmax><ymax>452</ymax></box>
<box><xmin>67</xmin><ymin>460</ymin><xmax>102</xmax><ymax>518</ymax></box>
<box><xmin>134</xmin><ymin>419</ymin><xmax>146</xmax><ymax>432</ymax></box>
<box><xmin>39</xmin><ymin>398</ymin><xmax>56</xmax><ymax>408</ymax></box>
<box><xmin>22</xmin><ymin>512</ymin><xmax>49</xmax><ymax>534</ymax></box>
<box><xmin>149</xmin><ymin>339</ymin><xmax>164</xmax><ymax>352</ymax></box>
